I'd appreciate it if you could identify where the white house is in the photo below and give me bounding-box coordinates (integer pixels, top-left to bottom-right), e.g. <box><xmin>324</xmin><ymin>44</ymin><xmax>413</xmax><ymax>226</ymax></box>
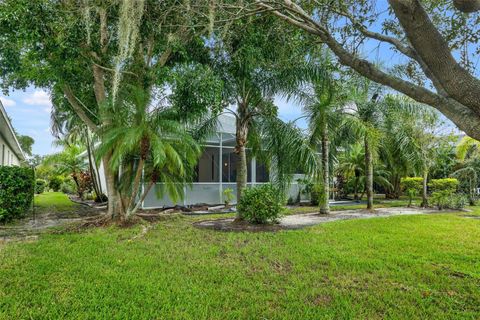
<box><xmin>0</xmin><ymin>100</ymin><xmax>24</xmax><ymax>166</ymax></box>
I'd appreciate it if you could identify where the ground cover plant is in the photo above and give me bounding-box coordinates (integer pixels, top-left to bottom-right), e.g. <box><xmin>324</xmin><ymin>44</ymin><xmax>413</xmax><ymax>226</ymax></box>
<box><xmin>1</xmin><ymin>208</ymin><xmax>479</xmax><ymax>319</ymax></box>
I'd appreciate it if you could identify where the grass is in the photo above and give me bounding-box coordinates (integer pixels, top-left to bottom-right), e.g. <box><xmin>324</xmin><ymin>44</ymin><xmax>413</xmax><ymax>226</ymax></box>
<box><xmin>0</xmin><ymin>205</ymin><xmax>479</xmax><ymax>319</ymax></box>
<box><xmin>34</xmin><ymin>192</ymin><xmax>80</xmax><ymax>214</ymax></box>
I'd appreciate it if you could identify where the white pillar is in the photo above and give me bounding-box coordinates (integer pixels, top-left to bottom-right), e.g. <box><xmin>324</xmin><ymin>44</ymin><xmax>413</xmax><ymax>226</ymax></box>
<box><xmin>251</xmin><ymin>157</ymin><xmax>256</xmax><ymax>186</ymax></box>
<box><xmin>219</xmin><ymin>133</ymin><xmax>223</xmax><ymax>204</ymax></box>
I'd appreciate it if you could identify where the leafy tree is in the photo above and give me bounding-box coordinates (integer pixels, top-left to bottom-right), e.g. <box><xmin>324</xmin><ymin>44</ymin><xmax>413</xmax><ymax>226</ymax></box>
<box><xmin>400</xmin><ymin>177</ymin><xmax>423</xmax><ymax>207</ymax></box>
<box><xmin>256</xmin><ymin>0</ymin><xmax>480</xmax><ymax>141</ymax></box>
<box><xmin>16</xmin><ymin>135</ymin><xmax>34</xmax><ymax>156</ymax></box>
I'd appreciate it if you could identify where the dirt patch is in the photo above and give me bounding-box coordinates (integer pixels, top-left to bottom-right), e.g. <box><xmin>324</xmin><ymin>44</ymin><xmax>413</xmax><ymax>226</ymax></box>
<box><xmin>193</xmin><ymin>218</ymin><xmax>285</xmax><ymax>232</ymax></box>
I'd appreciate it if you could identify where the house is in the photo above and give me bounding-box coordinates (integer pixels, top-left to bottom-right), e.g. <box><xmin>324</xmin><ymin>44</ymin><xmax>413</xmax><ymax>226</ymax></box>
<box><xmin>0</xmin><ymin>100</ymin><xmax>24</xmax><ymax>166</ymax></box>
<box><xmin>91</xmin><ymin>115</ymin><xmax>304</xmax><ymax>208</ymax></box>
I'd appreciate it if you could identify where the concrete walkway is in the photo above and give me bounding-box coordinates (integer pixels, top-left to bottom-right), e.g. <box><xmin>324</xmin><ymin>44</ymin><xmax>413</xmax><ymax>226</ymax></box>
<box><xmin>280</xmin><ymin>207</ymin><xmax>442</xmax><ymax>229</ymax></box>
<box><xmin>194</xmin><ymin>207</ymin><xmax>446</xmax><ymax>231</ymax></box>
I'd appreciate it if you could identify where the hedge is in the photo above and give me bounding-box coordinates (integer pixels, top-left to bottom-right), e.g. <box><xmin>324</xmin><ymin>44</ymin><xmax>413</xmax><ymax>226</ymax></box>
<box><xmin>0</xmin><ymin>166</ymin><xmax>35</xmax><ymax>222</ymax></box>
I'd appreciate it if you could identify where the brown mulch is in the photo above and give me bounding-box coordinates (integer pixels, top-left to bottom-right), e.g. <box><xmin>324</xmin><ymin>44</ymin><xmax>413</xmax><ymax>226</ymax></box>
<box><xmin>193</xmin><ymin>218</ymin><xmax>285</xmax><ymax>232</ymax></box>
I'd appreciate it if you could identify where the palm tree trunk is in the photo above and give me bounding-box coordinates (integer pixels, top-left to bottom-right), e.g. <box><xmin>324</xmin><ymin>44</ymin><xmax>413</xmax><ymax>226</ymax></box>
<box><xmin>364</xmin><ymin>134</ymin><xmax>374</xmax><ymax>210</ymax></box>
<box><xmin>320</xmin><ymin>117</ymin><xmax>330</xmax><ymax>214</ymax></box>
<box><xmin>421</xmin><ymin>168</ymin><xmax>429</xmax><ymax>207</ymax></box>
<box><xmin>126</xmin><ymin>158</ymin><xmax>145</xmax><ymax>216</ymax></box>
<box><xmin>102</xmin><ymin>153</ymin><xmax>124</xmax><ymax>220</ymax></box>
<box><xmin>235</xmin><ymin>118</ymin><xmax>248</xmax><ymax>220</ymax></box>
<box><xmin>354</xmin><ymin>177</ymin><xmax>359</xmax><ymax>201</ymax></box>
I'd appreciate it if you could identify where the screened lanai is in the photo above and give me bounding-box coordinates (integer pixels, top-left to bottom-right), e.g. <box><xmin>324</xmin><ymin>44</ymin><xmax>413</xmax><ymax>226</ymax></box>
<box><xmin>142</xmin><ymin>115</ymin><xmax>271</xmax><ymax>208</ymax></box>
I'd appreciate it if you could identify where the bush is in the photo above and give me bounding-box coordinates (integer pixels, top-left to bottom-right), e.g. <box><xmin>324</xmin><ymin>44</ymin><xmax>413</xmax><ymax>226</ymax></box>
<box><xmin>310</xmin><ymin>184</ymin><xmax>322</xmax><ymax>206</ymax></box>
<box><xmin>448</xmin><ymin>194</ymin><xmax>468</xmax><ymax>210</ymax></box>
<box><xmin>48</xmin><ymin>176</ymin><xmax>63</xmax><ymax>192</ymax></box>
<box><xmin>401</xmin><ymin>177</ymin><xmax>423</xmax><ymax>206</ymax></box>
<box><xmin>429</xmin><ymin>178</ymin><xmax>459</xmax><ymax>209</ymax></box>
<box><xmin>223</xmin><ymin>188</ymin><xmax>235</xmax><ymax>206</ymax></box>
<box><xmin>0</xmin><ymin>166</ymin><xmax>34</xmax><ymax>222</ymax></box>
<box><xmin>35</xmin><ymin>179</ymin><xmax>47</xmax><ymax>194</ymax></box>
<box><xmin>60</xmin><ymin>178</ymin><xmax>77</xmax><ymax>195</ymax></box>
<box><xmin>237</xmin><ymin>184</ymin><xmax>284</xmax><ymax>224</ymax></box>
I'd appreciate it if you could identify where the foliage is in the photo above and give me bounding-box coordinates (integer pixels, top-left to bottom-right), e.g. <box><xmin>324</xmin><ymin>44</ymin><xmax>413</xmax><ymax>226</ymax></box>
<box><xmin>310</xmin><ymin>184</ymin><xmax>322</xmax><ymax>206</ymax></box>
<box><xmin>222</xmin><ymin>188</ymin><xmax>234</xmax><ymax>207</ymax></box>
<box><xmin>237</xmin><ymin>184</ymin><xmax>285</xmax><ymax>224</ymax></box>
<box><xmin>400</xmin><ymin>177</ymin><xmax>423</xmax><ymax>207</ymax></box>
<box><xmin>61</xmin><ymin>178</ymin><xmax>77</xmax><ymax>195</ymax></box>
<box><xmin>48</xmin><ymin>176</ymin><xmax>63</xmax><ymax>192</ymax></box>
<box><xmin>16</xmin><ymin>135</ymin><xmax>34</xmax><ymax>156</ymax></box>
<box><xmin>0</xmin><ymin>166</ymin><xmax>34</xmax><ymax>222</ymax></box>
<box><xmin>429</xmin><ymin>178</ymin><xmax>459</xmax><ymax>209</ymax></box>
<box><xmin>35</xmin><ymin>179</ymin><xmax>47</xmax><ymax>194</ymax></box>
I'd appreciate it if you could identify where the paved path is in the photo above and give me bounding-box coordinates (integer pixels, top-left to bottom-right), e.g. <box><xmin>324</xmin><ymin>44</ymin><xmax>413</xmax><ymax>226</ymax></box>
<box><xmin>280</xmin><ymin>207</ymin><xmax>442</xmax><ymax>229</ymax></box>
<box><xmin>195</xmin><ymin>207</ymin><xmax>446</xmax><ymax>231</ymax></box>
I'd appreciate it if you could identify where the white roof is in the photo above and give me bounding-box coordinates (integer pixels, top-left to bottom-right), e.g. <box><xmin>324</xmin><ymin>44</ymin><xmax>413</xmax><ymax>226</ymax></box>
<box><xmin>0</xmin><ymin>100</ymin><xmax>25</xmax><ymax>161</ymax></box>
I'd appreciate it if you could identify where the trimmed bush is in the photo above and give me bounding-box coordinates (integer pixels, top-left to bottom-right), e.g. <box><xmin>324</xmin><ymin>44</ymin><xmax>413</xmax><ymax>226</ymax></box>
<box><xmin>48</xmin><ymin>176</ymin><xmax>63</xmax><ymax>192</ymax></box>
<box><xmin>35</xmin><ymin>179</ymin><xmax>47</xmax><ymax>194</ymax></box>
<box><xmin>237</xmin><ymin>184</ymin><xmax>284</xmax><ymax>224</ymax></box>
<box><xmin>401</xmin><ymin>177</ymin><xmax>423</xmax><ymax>207</ymax></box>
<box><xmin>0</xmin><ymin>166</ymin><xmax>34</xmax><ymax>222</ymax></box>
<box><xmin>429</xmin><ymin>178</ymin><xmax>459</xmax><ymax>210</ymax></box>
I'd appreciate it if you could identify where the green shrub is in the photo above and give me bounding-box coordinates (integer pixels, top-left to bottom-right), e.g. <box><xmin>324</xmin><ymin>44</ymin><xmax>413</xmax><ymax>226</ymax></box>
<box><xmin>429</xmin><ymin>178</ymin><xmax>459</xmax><ymax>209</ymax></box>
<box><xmin>448</xmin><ymin>194</ymin><xmax>468</xmax><ymax>210</ymax></box>
<box><xmin>237</xmin><ymin>184</ymin><xmax>284</xmax><ymax>224</ymax></box>
<box><xmin>310</xmin><ymin>184</ymin><xmax>322</xmax><ymax>206</ymax></box>
<box><xmin>223</xmin><ymin>188</ymin><xmax>235</xmax><ymax>206</ymax></box>
<box><xmin>401</xmin><ymin>177</ymin><xmax>423</xmax><ymax>207</ymax></box>
<box><xmin>48</xmin><ymin>176</ymin><xmax>63</xmax><ymax>192</ymax></box>
<box><xmin>35</xmin><ymin>179</ymin><xmax>47</xmax><ymax>194</ymax></box>
<box><xmin>0</xmin><ymin>166</ymin><xmax>34</xmax><ymax>222</ymax></box>
<box><xmin>60</xmin><ymin>178</ymin><xmax>77</xmax><ymax>195</ymax></box>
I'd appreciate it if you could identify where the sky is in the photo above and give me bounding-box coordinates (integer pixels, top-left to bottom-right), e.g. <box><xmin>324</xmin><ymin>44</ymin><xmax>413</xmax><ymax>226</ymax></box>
<box><xmin>0</xmin><ymin>0</ymin><xmax>466</xmax><ymax>156</ymax></box>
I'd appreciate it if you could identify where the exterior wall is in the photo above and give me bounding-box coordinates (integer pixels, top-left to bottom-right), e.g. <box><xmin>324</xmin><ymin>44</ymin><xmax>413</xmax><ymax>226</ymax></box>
<box><xmin>0</xmin><ymin>133</ymin><xmax>20</xmax><ymax>166</ymax></box>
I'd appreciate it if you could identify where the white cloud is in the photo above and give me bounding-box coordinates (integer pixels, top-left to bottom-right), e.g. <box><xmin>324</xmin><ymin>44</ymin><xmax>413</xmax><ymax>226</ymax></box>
<box><xmin>23</xmin><ymin>90</ymin><xmax>52</xmax><ymax>107</ymax></box>
<box><xmin>0</xmin><ymin>96</ymin><xmax>16</xmax><ymax>107</ymax></box>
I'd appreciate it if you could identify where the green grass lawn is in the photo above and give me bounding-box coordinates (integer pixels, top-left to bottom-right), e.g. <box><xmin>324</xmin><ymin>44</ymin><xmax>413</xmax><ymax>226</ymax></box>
<box><xmin>1</xmin><ymin>206</ymin><xmax>479</xmax><ymax>319</ymax></box>
<box><xmin>34</xmin><ymin>192</ymin><xmax>79</xmax><ymax>214</ymax></box>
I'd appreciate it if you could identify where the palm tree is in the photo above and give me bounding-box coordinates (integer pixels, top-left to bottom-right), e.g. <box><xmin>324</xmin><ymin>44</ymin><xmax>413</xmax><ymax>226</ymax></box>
<box><xmin>44</xmin><ymin>143</ymin><xmax>88</xmax><ymax>198</ymax></box>
<box><xmin>210</xmin><ymin>16</ymin><xmax>322</xmax><ymax>218</ymax></box>
<box><xmin>303</xmin><ymin>71</ymin><xmax>347</xmax><ymax>214</ymax></box>
<box><xmin>96</xmin><ymin>87</ymin><xmax>201</xmax><ymax>219</ymax></box>
<box><xmin>453</xmin><ymin>136</ymin><xmax>480</xmax><ymax>205</ymax></box>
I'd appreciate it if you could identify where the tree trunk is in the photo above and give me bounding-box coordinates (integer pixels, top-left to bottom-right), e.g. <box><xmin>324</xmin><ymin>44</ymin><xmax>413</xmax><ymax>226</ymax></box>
<box><xmin>421</xmin><ymin>168</ymin><xmax>429</xmax><ymax>207</ymax></box>
<box><xmin>235</xmin><ymin>111</ymin><xmax>249</xmax><ymax>220</ymax></box>
<box><xmin>102</xmin><ymin>154</ymin><xmax>124</xmax><ymax>220</ymax></box>
<box><xmin>319</xmin><ymin>117</ymin><xmax>330</xmax><ymax>214</ymax></box>
<box><xmin>353</xmin><ymin>176</ymin><xmax>359</xmax><ymax>201</ymax></box>
<box><xmin>364</xmin><ymin>135</ymin><xmax>374</xmax><ymax>210</ymax></box>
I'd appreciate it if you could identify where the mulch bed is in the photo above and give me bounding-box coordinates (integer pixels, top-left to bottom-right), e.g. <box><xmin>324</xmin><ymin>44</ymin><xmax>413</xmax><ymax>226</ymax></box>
<box><xmin>193</xmin><ymin>218</ymin><xmax>286</xmax><ymax>232</ymax></box>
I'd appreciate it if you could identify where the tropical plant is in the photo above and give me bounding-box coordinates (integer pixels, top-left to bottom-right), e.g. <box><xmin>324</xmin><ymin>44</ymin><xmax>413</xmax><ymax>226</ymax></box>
<box><xmin>400</xmin><ymin>177</ymin><xmax>423</xmax><ymax>207</ymax></box>
<box><xmin>429</xmin><ymin>178</ymin><xmax>459</xmax><ymax>210</ymax></box>
<box><xmin>35</xmin><ymin>179</ymin><xmax>47</xmax><ymax>194</ymax></box>
<box><xmin>223</xmin><ymin>188</ymin><xmax>234</xmax><ymax>207</ymax></box>
<box><xmin>96</xmin><ymin>87</ymin><xmax>202</xmax><ymax>219</ymax></box>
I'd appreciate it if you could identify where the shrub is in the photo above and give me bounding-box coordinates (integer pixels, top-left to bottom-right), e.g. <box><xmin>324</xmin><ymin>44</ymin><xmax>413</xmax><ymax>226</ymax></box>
<box><xmin>400</xmin><ymin>177</ymin><xmax>423</xmax><ymax>207</ymax></box>
<box><xmin>448</xmin><ymin>194</ymin><xmax>468</xmax><ymax>210</ymax></box>
<box><xmin>0</xmin><ymin>166</ymin><xmax>34</xmax><ymax>222</ymax></box>
<box><xmin>310</xmin><ymin>184</ymin><xmax>322</xmax><ymax>206</ymax></box>
<box><xmin>429</xmin><ymin>178</ymin><xmax>459</xmax><ymax>209</ymax></box>
<box><xmin>237</xmin><ymin>184</ymin><xmax>284</xmax><ymax>224</ymax></box>
<box><xmin>61</xmin><ymin>178</ymin><xmax>77</xmax><ymax>195</ymax></box>
<box><xmin>48</xmin><ymin>176</ymin><xmax>63</xmax><ymax>192</ymax></box>
<box><xmin>35</xmin><ymin>179</ymin><xmax>47</xmax><ymax>194</ymax></box>
<box><xmin>223</xmin><ymin>188</ymin><xmax>235</xmax><ymax>206</ymax></box>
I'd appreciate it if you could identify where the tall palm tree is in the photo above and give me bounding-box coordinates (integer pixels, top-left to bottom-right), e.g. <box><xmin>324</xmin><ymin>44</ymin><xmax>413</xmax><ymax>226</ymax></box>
<box><xmin>303</xmin><ymin>71</ymin><xmax>347</xmax><ymax>214</ymax></box>
<box><xmin>96</xmin><ymin>87</ymin><xmax>201</xmax><ymax>219</ymax></box>
<box><xmin>210</xmin><ymin>16</ymin><xmax>322</xmax><ymax>218</ymax></box>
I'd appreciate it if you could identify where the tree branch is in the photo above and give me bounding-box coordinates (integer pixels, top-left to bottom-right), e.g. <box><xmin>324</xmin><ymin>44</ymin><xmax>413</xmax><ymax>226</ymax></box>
<box><xmin>63</xmin><ymin>85</ymin><xmax>98</xmax><ymax>133</ymax></box>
